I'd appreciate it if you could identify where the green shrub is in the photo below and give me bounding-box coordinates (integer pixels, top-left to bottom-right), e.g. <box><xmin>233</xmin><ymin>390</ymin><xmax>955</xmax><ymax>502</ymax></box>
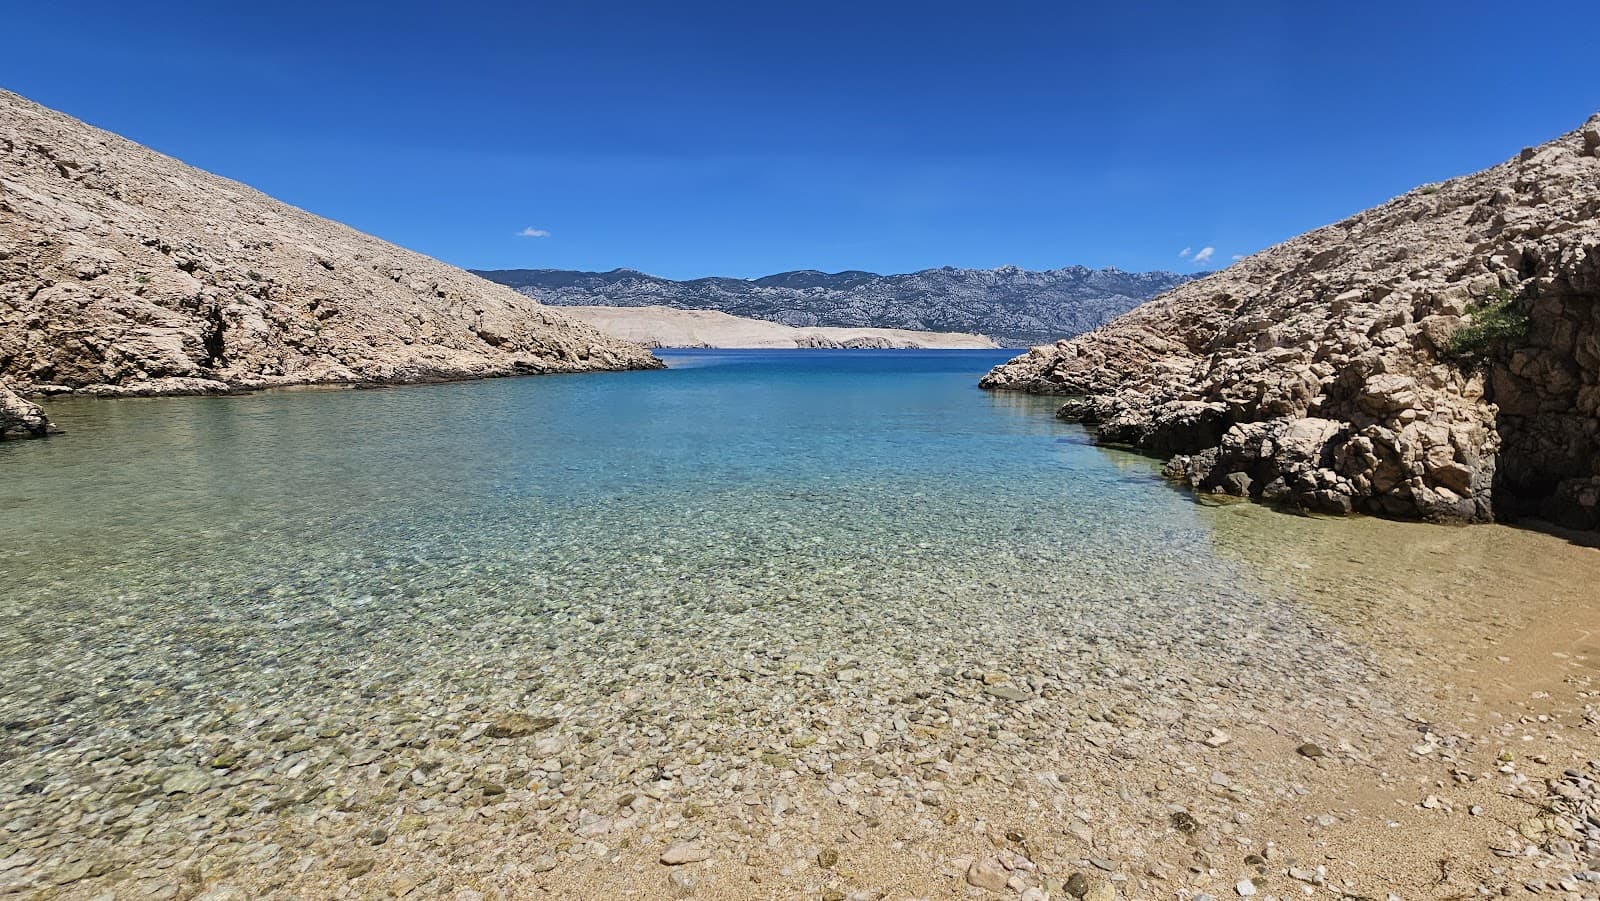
<box><xmin>1446</xmin><ymin>288</ymin><xmax>1529</xmax><ymax>361</ymax></box>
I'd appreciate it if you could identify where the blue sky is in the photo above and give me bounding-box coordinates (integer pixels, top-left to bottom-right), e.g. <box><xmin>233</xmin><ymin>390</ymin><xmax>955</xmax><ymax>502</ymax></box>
<box><xmin>6</xmin><ymin>1</ymin><xmax>1598</xmax><ymax>279</ymax></box>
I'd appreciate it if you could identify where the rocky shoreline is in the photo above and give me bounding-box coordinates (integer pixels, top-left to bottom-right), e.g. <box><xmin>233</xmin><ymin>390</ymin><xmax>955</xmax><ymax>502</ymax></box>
<box><xmin>983</xmin><ymin>113</ymin><xmax>1600</xmax><ymax>531</ymax></box>
<box><xmin>0</xmin><ymin>362</ymin><xmax>672</xmax><ymax>440</ymax></box>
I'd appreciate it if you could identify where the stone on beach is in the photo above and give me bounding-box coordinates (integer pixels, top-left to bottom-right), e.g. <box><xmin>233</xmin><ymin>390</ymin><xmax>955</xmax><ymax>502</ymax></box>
<box><xmin>660</xmin><ymin>842</ymin><xmax>711</xmax><ymax>866</ymax></box>
<box><xmin>965</xmin><ymin>857</ymin><xmax>1010</xmax><ymax>892</ymax></box>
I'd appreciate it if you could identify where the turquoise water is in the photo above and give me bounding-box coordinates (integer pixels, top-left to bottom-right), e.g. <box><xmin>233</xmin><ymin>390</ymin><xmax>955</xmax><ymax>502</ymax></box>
<box><xmin>0</xmin><ymin>349</ymin><xmax>1258</xmax><ymax>717</ymax></box>
<box><xmin>0</xmin><ymin>349</ymin><xmax>1367</xmax><ymax>897</ymax></box>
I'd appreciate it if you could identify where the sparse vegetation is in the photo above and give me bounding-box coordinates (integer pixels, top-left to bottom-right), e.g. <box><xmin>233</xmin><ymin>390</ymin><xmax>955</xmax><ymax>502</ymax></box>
<box><xmin>1420</xmin><ymin>184</ymin><xmax>1441</xmax><ymax>195</ymax></box>
<box><xmin>1446</xmin><ymin>287</ymin><xmax>1529</xmax><ymax>361</ymax></box>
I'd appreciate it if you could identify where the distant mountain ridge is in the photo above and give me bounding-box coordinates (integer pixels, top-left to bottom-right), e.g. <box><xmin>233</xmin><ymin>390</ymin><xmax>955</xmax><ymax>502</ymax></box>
<box><xmin>474</xmin><ymin>264</ymin><xmax>1198</xmax><ymax>346</ymax></box>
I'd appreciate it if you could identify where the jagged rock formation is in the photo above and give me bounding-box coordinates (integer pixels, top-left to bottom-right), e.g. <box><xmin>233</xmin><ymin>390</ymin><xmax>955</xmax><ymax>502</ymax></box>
<box><xmin>983</xmin><ymin>113</ymin><xmax>1600</xmax><ymax>529</ymax></box>
<box><xmin>475</xmin><ymin>265</ymin><xmax>1195</xmax><ymax>347</ymax></box>
<box><xmin>0</xmin><ymin>381</ymin><xmax>50</xmax><ymax>439</ymax></box>
<box><xmin>0</xmin><ymin>89</ymin><xmax>662</xmax><ymax>437</ymax></box>
<box><xmin>559</xmin><ymin>305</ymin><xmax>998</xmax><ymax>349</ymax></box>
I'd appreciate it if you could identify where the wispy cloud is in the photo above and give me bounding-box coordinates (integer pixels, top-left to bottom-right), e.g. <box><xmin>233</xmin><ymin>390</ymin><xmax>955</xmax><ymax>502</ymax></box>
<box><xmin>1191</xmin><ymin>246</ymin><xmax>1215</xmax><ymax>265</ymax></box>
<box><xmin>1232</xmin><ymin>254</ymin><xmax>1245</xmax><ymax>262</ymax></box>
<box><xmin>1178</xmin><ymin>246</ymin><xmax>1192</xmax><ymax>259</ymax></box>
<box><xmin>517</xmin><ymin>227</ymin><xmax>551</xmax><ymax>238</ymax></box>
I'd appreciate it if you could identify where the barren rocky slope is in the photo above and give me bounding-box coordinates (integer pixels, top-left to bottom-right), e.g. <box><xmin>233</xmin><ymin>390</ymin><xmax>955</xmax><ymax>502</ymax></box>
<box><xmin>983</xmin><ymin>113</ymin><xmax>1600</xmax><ymax>528</ymax></box>
<box><xmin>0</xmin><ymin>89</ymin><xmax>661</xmax><ymax>438</ymax></box>
<box><xmin>560</xmin><ymin>304</ymin><xmax>998</xmax><ymax>349</ymax></box>
<box><xmin>477</xmin><ymin>265</ymin><xmax>1195</xmax><ymax>346</ymax></box>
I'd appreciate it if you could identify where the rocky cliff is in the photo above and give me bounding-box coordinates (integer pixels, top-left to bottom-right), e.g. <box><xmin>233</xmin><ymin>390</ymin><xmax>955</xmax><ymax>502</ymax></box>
<box><xmin>476</xmin><ymin>265</ymin><xmax>1195</xmax><ymax>347</ymax></box>
<box><xmin>983</xmin><ymin>113</ymin><xmax>1600</xmax><ymax>529</ymax></box>
<box><xmin>0</xmin><ymin>89</ymin><xmax>661</xmax><ymax>438</ymax></box>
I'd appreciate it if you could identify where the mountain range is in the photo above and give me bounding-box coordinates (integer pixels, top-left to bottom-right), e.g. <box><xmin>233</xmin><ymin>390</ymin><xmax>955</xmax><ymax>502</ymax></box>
<box><xmin>474</xmin><ymin>265</ymin><xmax>1198</xmax><ymax>347</ymax></box>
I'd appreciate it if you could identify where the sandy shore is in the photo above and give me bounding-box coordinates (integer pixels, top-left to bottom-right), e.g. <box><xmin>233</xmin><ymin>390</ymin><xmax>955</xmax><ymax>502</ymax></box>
<box><xmin>558</xmin><ymin>305</ymin><xmax>1000</xmax><ymax>349</ymax></box>
<box><xmin>1172</xmin><ymin>506</ymin><xmax>1600</xmax><ymax>899</ymax></box>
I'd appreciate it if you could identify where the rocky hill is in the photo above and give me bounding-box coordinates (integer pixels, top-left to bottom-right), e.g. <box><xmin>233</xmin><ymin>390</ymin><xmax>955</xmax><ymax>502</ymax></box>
<box><xmin>0</xmin><ymin>90</ymin><xmax>661</xmax><ymax>438</ymax></box>
<box><xmin>475</xmin><ymin>265</ymin><xmax>1194</xmax><ymax>346</ymax></box>
<box><xmin>983</xmin><ymin>113</ymin><xmax>1600</xmax><ymax>530</ymax></box>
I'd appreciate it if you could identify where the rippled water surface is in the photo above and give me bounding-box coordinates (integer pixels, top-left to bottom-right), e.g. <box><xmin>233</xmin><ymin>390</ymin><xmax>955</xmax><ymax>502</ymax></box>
<box><xmin>0</xmin><ymin>350</ymin><xmax>1384</xmax><ymax>898</ymax></box>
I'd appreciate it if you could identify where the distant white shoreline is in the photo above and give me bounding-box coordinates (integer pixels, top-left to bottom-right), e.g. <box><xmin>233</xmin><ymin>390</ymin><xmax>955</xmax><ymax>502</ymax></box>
<box><xmin>558</xmin><ymin>304</ymin><xmax>1000</xmax><ymax>350</ymax></box>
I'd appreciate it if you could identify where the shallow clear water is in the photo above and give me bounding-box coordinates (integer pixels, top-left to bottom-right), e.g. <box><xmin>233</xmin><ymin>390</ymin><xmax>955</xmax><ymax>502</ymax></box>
<box><xmin>0</xmin><ymin>349</ymin><xmax>1289</xmax><ymax>723</ymax></box>
<box><xmin>0</xmin><ymin>349</ymin><xmax>1374</xmax><ymax>896</ymax></box>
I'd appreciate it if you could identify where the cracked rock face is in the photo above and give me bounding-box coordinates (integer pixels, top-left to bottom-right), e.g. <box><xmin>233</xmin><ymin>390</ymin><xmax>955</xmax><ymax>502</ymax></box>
<box><xmin>0</xmin><ymin>89</ymin><xmax>661</xmax><ymax>428</ymax></box>
<box><xmin>983</xmin><ymin>113</ymin><xmax>1600</xmax><ymax>528</ymax></box>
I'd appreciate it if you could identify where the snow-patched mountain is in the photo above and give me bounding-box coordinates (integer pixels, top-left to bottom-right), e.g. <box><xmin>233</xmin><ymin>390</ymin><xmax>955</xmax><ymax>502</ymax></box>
<box><xmin>474</xmin><ymin>265</ymin><xmax>1196</xmax><ymax>347</ymax></box>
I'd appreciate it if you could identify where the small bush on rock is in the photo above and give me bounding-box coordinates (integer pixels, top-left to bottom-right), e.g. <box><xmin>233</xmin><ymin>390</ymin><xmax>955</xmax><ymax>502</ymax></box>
<box><xmin>1446</xmin><ymin>288</ymin><xmax>1529</xmax><ymax>362</ymax></box>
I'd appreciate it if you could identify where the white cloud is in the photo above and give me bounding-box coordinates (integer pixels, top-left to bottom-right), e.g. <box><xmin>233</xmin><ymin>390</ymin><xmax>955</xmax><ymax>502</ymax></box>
<box><xmin>1191</xmin><ymin>246</ymin><xmax>1215</xmax><ymax>264</ymax></box>
<box><xmin>517</xmin><ymin>227</ymin><xmax>551</xmax><ymax>238</ymax></box>
<box><xmin>1232</xmin><ymin>254</ymin><xmax>1245</xmax><ymax>261</ymax></box>
<box><xmin>1178</xmin><ymin>246</ymin><xmax>1192</xmax><ymax>258</ymax></box>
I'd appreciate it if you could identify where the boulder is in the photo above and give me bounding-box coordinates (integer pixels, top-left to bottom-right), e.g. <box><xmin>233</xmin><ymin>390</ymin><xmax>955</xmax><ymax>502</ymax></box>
<box><xmin>0</xmin><ymin>382</ymin><xmax>52</xmax><ymax>440</ymax></box>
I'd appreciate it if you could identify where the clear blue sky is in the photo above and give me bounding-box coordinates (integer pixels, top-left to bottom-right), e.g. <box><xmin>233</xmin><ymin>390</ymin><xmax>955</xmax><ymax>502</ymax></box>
<box><xmin>6</xmin><ymin>1</ymin><xmax>1598</xmax><ymax>279</ymax></box>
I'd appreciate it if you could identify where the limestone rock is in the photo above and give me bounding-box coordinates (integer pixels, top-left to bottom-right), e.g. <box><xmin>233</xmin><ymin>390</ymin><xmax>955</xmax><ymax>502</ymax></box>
<box><xmin>983</xmin><ymin>110</ymin><xmax>1600</xmax><ymax>527</ymax></box>
<box><xmin>965</xmin><ymin>857</ymin><xmax>1010</xmax><ymax>892</ymax></box>
<box><xmin>159</xmin><ymin>767</ymin><xmax>212</xmax><ymax>795</ymax></box>
<box><xmin>0</xmin><ymin>89</ymin><xmax>661</xmax><ymax>410</ymax></box>
<box><xmin>0</xmin><ymin>380</ymin><xmax>52</xmax><ymax>439</ymax></box>
<box><xmin>659</xmin><ymin>842</ymin><xmax>711</xmax><ymax>865</ymax></box>
<box><xmin>482</xmin><ymin>713</ymin><xmax>558</xmax><ymax>739</ymax></box>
